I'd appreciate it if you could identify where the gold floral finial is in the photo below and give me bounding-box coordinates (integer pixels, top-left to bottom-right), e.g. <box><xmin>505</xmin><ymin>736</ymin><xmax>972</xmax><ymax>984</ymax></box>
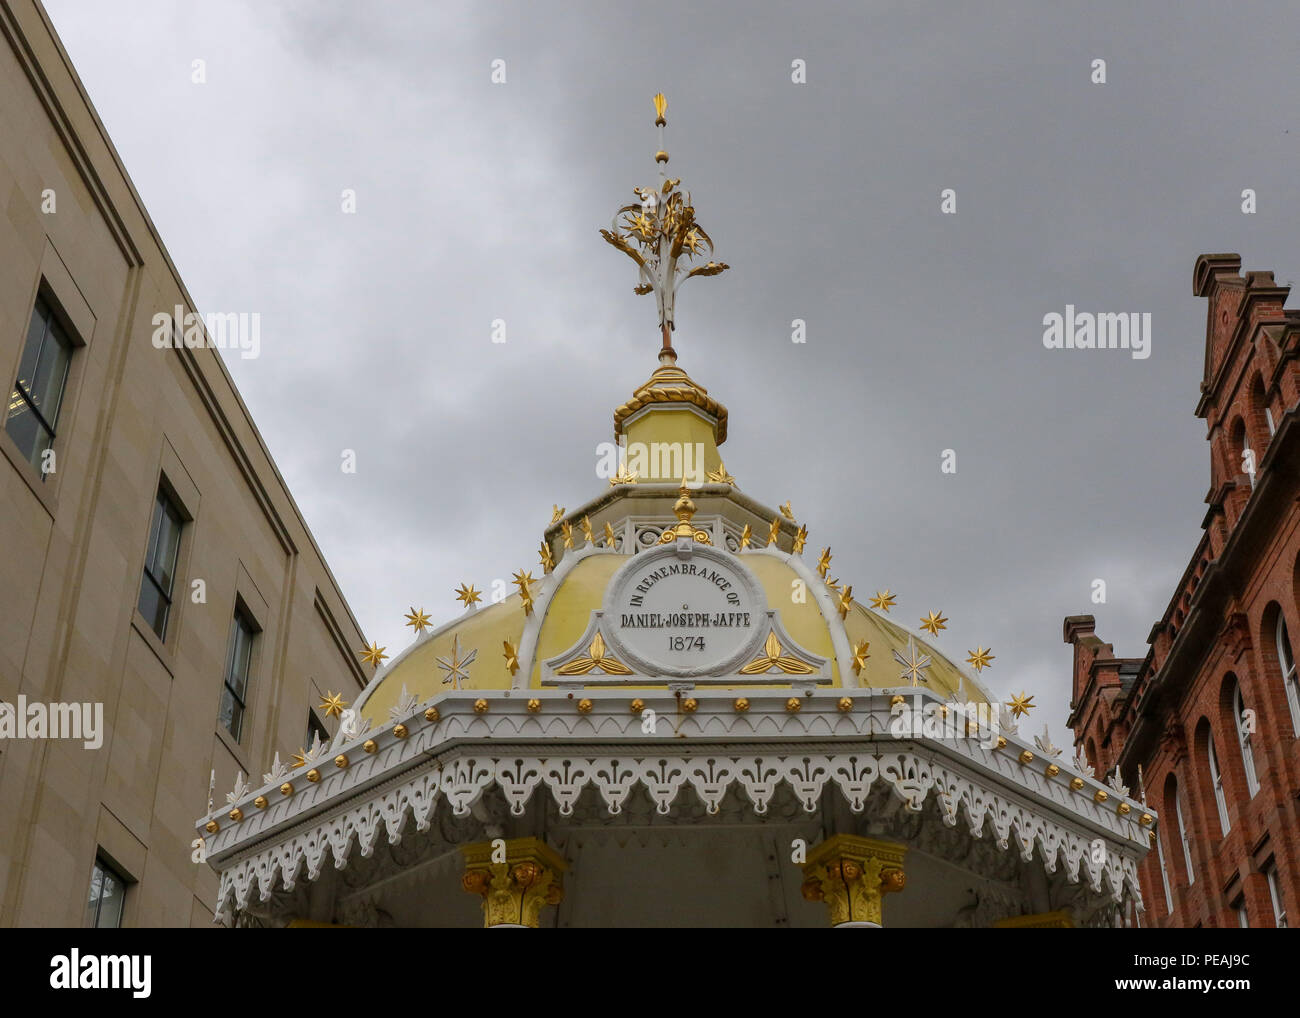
<box><xmin>706</xmin><ymin>461</ymin><xmax>735</xmax><ymax>485</ymax></box>
<box><xmin>600</xmin><ymin>94</ymin><xmax>729</xmax><ymax>352</ymax></box>
<box><xmin>657</xmin><ymin>479</ymin><xmax>712</xmax><ymax>545</ymax></box>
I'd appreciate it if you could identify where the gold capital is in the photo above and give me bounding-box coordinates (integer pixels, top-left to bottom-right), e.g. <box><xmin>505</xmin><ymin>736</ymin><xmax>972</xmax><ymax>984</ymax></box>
<box><xmin>800</xmin><ymin>834</ymin><xmax>907</xmax><ymax>927</ymax></box>
<box><xmin>461</xmin><ymin>836</ymin><xmax>567</xmax><ymax>928</ymax></box>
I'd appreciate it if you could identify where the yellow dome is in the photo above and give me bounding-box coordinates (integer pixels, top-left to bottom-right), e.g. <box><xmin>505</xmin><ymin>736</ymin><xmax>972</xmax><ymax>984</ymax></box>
<box><xmin>354</xmin><ymin>355</ymin><xmax>993</xmax><ymax>726</ymax></box>
<box><xmin>357</xmin><ymin>536</ymin><xmax>991</xmax><ymax>727</ymax></box>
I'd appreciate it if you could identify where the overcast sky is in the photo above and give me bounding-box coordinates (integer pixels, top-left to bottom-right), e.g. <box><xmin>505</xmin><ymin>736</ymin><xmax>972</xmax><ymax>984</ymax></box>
<box><xmin>41</xmin><ymin>0</ymin><xmax>1300</xmax><ymax>749</ymax></box>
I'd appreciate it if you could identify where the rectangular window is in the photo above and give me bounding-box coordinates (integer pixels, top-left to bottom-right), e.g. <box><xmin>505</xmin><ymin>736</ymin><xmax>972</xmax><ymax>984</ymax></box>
<box><xmin>137</xmin><ymin>489</ymin><xmax>183</xmax><ymax>639</ymax></box>
<box><xmin>6</xmin><ymin>296</ymin><xmax>73</xmax><ymax>474</ymax></box>
<box><xmin>85</xmin><ymin>855</ymin><xmax>127</xmax><ymax>928</ymax></box>
<box><xmin>218</xmin><ymin>611</ymin><xmax>256</xmax><ymax>740</ymax></box>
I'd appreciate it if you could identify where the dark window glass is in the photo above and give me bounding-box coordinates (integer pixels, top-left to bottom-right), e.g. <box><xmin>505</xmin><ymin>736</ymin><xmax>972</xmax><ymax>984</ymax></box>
<box><xmin>306</xmin><ymin>709</ymin><xmax>329</xmax><ymax>751</ymax></box>
<box><xmin>85</xmin><ymin>856</ymin><xmax>127</xmax><ymax>928</ymax></box>
<box><xmin>6</xmin><ymin>297</ymin><xmax>73</xmax><ymax>474</ymax></box>
<box><xmin>219</xmin><ymin>612</ymin><xmax>255</xmax><ymax>740</ymax></box>
<box><xmin>137</xmin><ymin>490</ymin><xmax>183</xmax><ymax>638</ymax></box>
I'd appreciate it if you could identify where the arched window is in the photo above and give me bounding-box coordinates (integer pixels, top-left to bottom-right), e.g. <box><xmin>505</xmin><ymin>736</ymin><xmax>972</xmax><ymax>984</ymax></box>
<box><xmin>1206</xmin><ymin>736</ymin><xmax>1230</xmax><ymax>833</ymax></box>
<box><xmin>1174</xmin><ymin>789</ymin><xmax>1195</xmax><ymax>885</ymax></box>
<box><xmin>1154</xmin><ymin>828</ymin><xmax>1174</xmax><ymax>914</ymax></box>
<box><xmin>1279</xmin><ymin>613</ymin><xmax>1300</xmax><ymax>736</ymax></box>
<box><xmin>1233</xmin><ymin>684</ymin><xmax>1259</xmax><ymax>797</ymax></box>
<box><xmin>1235</xmin><ymin>419</ymin><xmax>1256</xmax><ymax>488</ymax></box>
<box><xmin>1264</xmin><ymin>860</ymin><xmax>1287</xmax><ymax>928</ymax></box>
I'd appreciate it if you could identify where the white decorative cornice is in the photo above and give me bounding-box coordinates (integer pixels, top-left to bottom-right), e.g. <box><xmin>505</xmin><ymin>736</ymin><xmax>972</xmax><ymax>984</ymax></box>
<box><xmin>209</xmin><ymin>744</ymin><xmax>1143</xmax><ymax>925</ymax></box>
<box><xmin>200</xmin><ymin>687</ymin><xmax>1153</xmax><ymax>923</ymax></box>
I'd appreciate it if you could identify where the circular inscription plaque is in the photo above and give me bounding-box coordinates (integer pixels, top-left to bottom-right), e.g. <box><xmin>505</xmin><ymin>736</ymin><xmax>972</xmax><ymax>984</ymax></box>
<box><xmin>603</xmin><ymin>544</ymin><xmax>768</xmax><ymax>678</ymax></box>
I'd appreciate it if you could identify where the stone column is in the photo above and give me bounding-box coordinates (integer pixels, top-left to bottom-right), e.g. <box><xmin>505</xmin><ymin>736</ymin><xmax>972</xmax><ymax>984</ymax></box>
<box><xmin>801</xmin><ymin>834</ymin><xmax>907</xmax><ymax>927</ymax></box>
<box><xmin>460</xmin><ymin>836</ymin><xmax>566</xmax><ymax>928</ymax></box>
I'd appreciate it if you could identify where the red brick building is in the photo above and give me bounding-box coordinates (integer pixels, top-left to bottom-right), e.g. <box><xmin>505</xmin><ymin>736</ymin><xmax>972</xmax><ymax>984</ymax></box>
<box><xmin>1065</xmin><ymin>253</ymin><xmax>1300</xmax><ymax>928</ymax></box>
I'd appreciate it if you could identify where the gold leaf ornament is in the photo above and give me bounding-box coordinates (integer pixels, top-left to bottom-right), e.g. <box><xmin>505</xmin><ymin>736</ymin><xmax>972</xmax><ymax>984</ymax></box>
<box><xmin>555</xmin><ymin>632</ymin><xmax>635</xmax><ymax>676</ymax></box>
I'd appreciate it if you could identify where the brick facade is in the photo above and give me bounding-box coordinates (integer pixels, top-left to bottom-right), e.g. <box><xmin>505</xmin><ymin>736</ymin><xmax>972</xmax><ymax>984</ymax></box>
<box><xmin>1065</xmin><ymin>254</ymin><xmax>1300</xmax><ymax>928</ymax></box>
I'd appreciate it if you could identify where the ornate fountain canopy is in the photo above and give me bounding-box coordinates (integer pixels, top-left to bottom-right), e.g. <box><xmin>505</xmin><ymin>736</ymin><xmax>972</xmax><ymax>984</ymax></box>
<box><xmin>600</xmin><ymin>93</ymin><xmax>730</xmax><ymax>356</ymax></box>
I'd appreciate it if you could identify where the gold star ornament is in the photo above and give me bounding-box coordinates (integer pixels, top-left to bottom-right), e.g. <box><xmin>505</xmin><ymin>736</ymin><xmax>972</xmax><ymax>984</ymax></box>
<box><xmin>511</xmin><ymin>569</ymin><xmax>535</xmax><ymax>594</ymax></box>
<box><xmin>318</xmin><ymin>691</ymin><xmax>348</xmax><ymax>720</ymax></box>
<box><xmin>359</xmin><ymin>641</ymin><xmax>388</xmax><ymax>669</ymax></box>
<box><xmin>404</xmin><ymin>607</ymin><xmax>432</xmax><ymax>634</ymax></box>
<box><xmin>837</xmin><ymin>585</ymin><xmax>854</xmax><ymax>619</ymax></box>
<box><xmin>851</xmin><ymin>640</ymin><xmax>870</xmax><ymax>676</ymax></box>
<box><xmin>739</xmin><ymin>523</ymin><xmax>751</xmax><ymax>549</ymax></box>
<box><xmin>869</xmin><ymin>590</ymin><xmax>897</xmax><ymax>613</ymax></box>
<box><xmin>454</xmin><ymin>583</ymin><xmax>482</xmax><ymax>608</ymax></box>
<box><xmin>792</xmin><ymin>524</ymin><xmax>808</xmax><ymax>555</ymax></box>
<box><xmin>767</xmin><ymin>517</ymin><xmax>780</xmax><ymax>546</ymax></box>
<box><xmin>503</xmin><ymin>640</ymin><xmax>520</xmax><ymax>676</ymax></box>
<box><xmin>967</xmin><ymin>646</ymin><xmax>995</xmax><ymax>673</ymax></box>
<box><xmin>550</xmin><ymin>505</ymin><xmax>565</xmax><ymax>524</ymax></box>
<box><xmin>919</xmin><ymin>611</ymin><xmax>948</xmax><ymax>636</ymax></box>
<box><xmin>1007</xmin><ymin>691</ymin><xmax>1034</xmax><ymax>718</ymax></box>
<box><xmin>816</xmin><ymin>547</ymin><xmax>832</xmax><ymax>578</ymax></box>
<box><xmin>539</xmin><ymin>540</ymin><xmax>554</xmax><ymax>573</ymax></box>
<box><xmin>780</xmin><ymin>501</ymin><xmax>794</xmax><ymax>520</ymax></box>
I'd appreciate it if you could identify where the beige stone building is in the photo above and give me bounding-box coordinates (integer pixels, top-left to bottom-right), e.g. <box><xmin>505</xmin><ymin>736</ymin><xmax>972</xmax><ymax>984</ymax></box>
<box><xmin>0</xmin><ymin>0</ymin><xmax>366</xmax><ymax>927</ymax></box>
